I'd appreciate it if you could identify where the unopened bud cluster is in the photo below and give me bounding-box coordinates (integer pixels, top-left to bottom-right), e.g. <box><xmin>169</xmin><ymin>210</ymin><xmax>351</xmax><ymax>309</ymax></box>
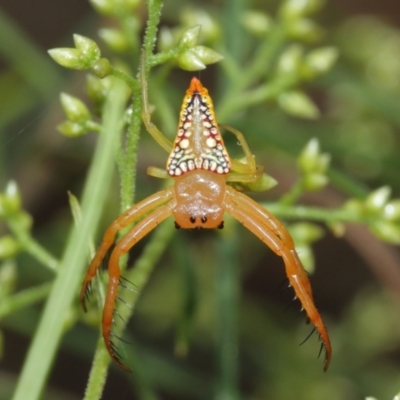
<box><xmin>48</xmin><ymin>35</ymin><xmax>111</xmax><ymax>78</ymax></box>
<box><xmin>0</xmin><ymin>182</ymin><xmax>32</xmax><ymax>260</ymax></box>
<box><xmin>298</xmin><ymin>138</ymin><xmax>330</xmax><ymax>191</ymax></box>
<box><xmin>344</xmin><ymin>187</ymin><xmax>400</xmax><ymax>244</ymax></box>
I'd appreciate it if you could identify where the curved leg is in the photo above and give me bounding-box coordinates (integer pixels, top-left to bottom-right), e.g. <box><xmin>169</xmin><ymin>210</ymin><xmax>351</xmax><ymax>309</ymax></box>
<box><xmin>224</xmin><ymin>196</ymin><xmax>331</xmax><ymax>371</ymax></box>
<box><xmin>102</xmin><ymin>203</ymin><xmax>174</xmax><ymax>370</ymax></box>
<box><xmin>80</xmin><ymin>187</ymin><xmax>175</xmax><ymax>311</ymax></box>
<box><xmin>226</xmin><ymin>186</ymin><xmax>294</xmax><ymax>245</ymax></box>
<box><xmin>220</xmin><ymin>124</ymin><xmax>256</xmax><ymax>173</ymax></box>
<box><xmin>147</xmin><ymin>166</ymin><xmax>170</xmax><ymax>179</ymax></box>
<box><xmin>141</xmin><ymin>52</ymin><xmax>173</xmax><ymax>153</ymax></box>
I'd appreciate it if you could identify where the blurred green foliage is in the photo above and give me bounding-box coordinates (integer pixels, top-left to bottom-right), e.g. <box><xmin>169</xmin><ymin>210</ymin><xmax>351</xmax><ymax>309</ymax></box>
<box><xmin>1</xmin><ymin>0</ymin><xmax>400</xmax><ymax>399</ymax></box>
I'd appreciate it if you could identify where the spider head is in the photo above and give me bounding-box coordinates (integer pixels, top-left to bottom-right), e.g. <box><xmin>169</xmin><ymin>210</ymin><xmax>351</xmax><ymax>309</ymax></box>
<box><xmin>173</xmin><ymin>202</ymin><xmax>224</xmax><ymax>230</ymax></box>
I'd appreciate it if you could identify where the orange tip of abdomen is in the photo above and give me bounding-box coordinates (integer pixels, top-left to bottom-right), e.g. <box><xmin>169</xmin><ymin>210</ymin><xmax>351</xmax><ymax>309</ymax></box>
<box><xmin>188</xmin><ymin>77</ymin><xmax>207</xmax><ymax>95</ymax></box>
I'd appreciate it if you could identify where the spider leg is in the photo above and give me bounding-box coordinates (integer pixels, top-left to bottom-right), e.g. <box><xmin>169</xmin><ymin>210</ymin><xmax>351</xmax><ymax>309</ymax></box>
<box><xmin>102</xmin><ymin>203</ymin><xmax>174</xmax><ymax>370</ymax></box>
<box><xmin>220</xmin><ymin>124</ymin><xmax>256</xmax><ymax>173</ymax></box>
<box><xmin>141</xmin><ymin>51</ymin><xmax>173</xmax><ymax>153</ymax></box>
<box><xmin>224</xmin><ymin>193</ymin><xmax>331</xmax><ymax>371</ymax></box>
<box><xmin>80</xmin><ymin>187</ymin><xmax>174</xmax><ymax>311</ymax></box>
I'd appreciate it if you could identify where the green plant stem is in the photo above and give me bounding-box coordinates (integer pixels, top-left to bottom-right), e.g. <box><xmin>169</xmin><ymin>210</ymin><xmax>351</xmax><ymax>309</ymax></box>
<box><xmin>214</xmin><ymin>231</ymin><xmax>240</xmax><ymax>400</ymax></box>
<box><xmin>263</xmin><ymin>202</ymin><xmax>363</xmax><ymax>223</ymax></box>
<box><xmin>217</xmin><ymin>24</ymin><xmax>286</xmax><ymax>121</ymax></box>
<box><xmin>279</xmin><ymin>179</ymin><xmax>304</xmax><ymax>206</ymax></box>
<box><xmin>12</xmin><ymin>78</ymin><xmax>126</xmax><ymax>400</ymax></box>
<box><xmin>118</xmin><ymin>91</ymin><xmax>142</xmax><ymax>211</ymax></box>
<box><xmin>143</xmin><ymin>0</ymin><xmax>163</xmax><ymax>59</ymax></box>
<box><xmin>7</xmin><ymin>219</ymin><xmax>59</xmax><ymax>271</ymax></box>
<box><xmin>0</xmin><ymin>282</ymin><xmax>52</xmax><ymax>319</ymax></box>
<box><xmin>111</xmin><ymin>66</ymin><xmax>139</xmax><ymax>91</ymax></box>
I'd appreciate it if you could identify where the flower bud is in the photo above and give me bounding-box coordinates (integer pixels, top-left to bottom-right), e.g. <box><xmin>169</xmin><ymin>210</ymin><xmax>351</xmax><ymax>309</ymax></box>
<box><xmin>90</xmin><ymin>0</ymin><xmax>115</xmax><ymax>15</ymax></box>
<box><xmin>57</xmin><ymin>121</ymin><xmax>88</xmax><ymax>138</ymax></box>
<box><xmin>91</xmin><ymin>58</ymin><xmax>112</xmax><ymax>78</ymax></box>
<box><xmin>276</xmin><ymin>44</ymin><xmax>303</xmax><ymax>75</ymax></box>
<box><xmin>0</xmin><ymin>236</ymin><xmax>20</xmax><ymax>259</ymax></box>
<box><xmin>241</xmin><ymin>11</ymin><xmax>273</xmax><ymax>37</ymax></box>
<box><xmin>302</xmin><ymin>47</ymin><xmax>338</xmax><ymax>79</ymax></box>
<box><xmin>60</xmin><ymin>93</ymin><xmax>91</xmax><ymax>122</ymax></box>
<box><xmin>181</xmin><ymin>9</ymin><xmax>220</xmax><ymax>43</ymax></box>
<box><xmin>191</xmin><ymin>46</ymin><xmax>223</xmax><ymax>65</ymax></box>
<box><xmin>90</xmin><ymin>0</ymin><xmax>140</xmax><ymax>16</ymax></box>
<box><xmin>177</xmin><ymin>50</ymin><xmax>206</xmax><ymax>71</ymax></box>
<box><xmin>286</xmin><ymin>18</ymin><xmax>323</xmax><ymax>43</ymax></box>
<box><xmin>73</xmin><ymin>34</ymin><xmax>101</xmax><ymax>66</ymax></box>
<box><xmin>383</xmin><ymin>200</ymin><xmax>400</xmax><ymax>221</ymax></box>
<box><xmin>289</xmin><ymin>222</ymin><xmax>324</xmax><ymax>243</ymax></box>
<box><xmin>298</xmin><ymin>138</ymin><xmax>320</xmax><ymax>172</ymax></box>
<box><xmin>369</xmin><ymin>220</ymin><xmax>400</xmax><ymax>245</ymax></box>
<box><xmin>302</xmin><ymin>172</ymin><xmax>328</xmax><ymax>191</ymax></box>
<box><xmin>178</xmin><ymin>26</ymin><xmax>201</xmax><ymax>49</ymax></box>
<box><xmin>48</xmin><ymin>48</ymin><xmax>81</xmax><ymax>69</ymax></box>
<box><xmin>99</xmin><ymin>28</ymin><xmax>130</xmax><ymax>52</ymax></box>
<box><xmin>49</xmin><ymin>35</ymin><xmax>101</xmax><ymax>70</ymax></box>
<box><xmin>86</xmin><ymin>74</ymin><xmax>109</xmax><ymax>105</ymax></box>
<box><xmin>278</xmin><ymin>90</ymin><xmax>320</xmax><ymax>119</ymax></box>
<box><xmin>0</xmin><ymin>181</ymin><xmax>22</xmax><ymax>216</ymax></box>
<box><xmin>365</xmin><ymin>186</ymin><xmax>391</xmax><ymax>213</ymax></box>
<box><xmin>280</xmin><ymin>0</ymin><xmax>325</xmax><ymax>20</ymax></box>
<box><xmin>245</xmin><ymin>173</ymin><xmax>278</xmax><ymax>192</ymax></box>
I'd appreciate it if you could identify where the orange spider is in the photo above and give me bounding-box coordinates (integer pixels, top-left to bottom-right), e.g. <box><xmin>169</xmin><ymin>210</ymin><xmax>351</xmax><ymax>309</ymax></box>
<box><xmin>80</xmin><ymin>71</ymin><xmax>331</xmax><ymax>372</ymax></box>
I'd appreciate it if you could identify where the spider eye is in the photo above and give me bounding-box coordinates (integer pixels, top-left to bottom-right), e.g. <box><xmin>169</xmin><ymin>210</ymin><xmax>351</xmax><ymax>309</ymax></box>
<box><xmin>190</xmin><ymin>216</ymin><xmax>196</xmax><ymax>223</ymax></box>
<box><xmin>201</xmin><ymin>216</ymin><xmax>207</xmax><ymax>223</ymax></box>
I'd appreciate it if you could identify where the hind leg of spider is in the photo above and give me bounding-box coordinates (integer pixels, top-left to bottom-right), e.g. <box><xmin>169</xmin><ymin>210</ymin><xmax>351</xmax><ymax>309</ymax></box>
<box><xmin>102</xmin><ymin>203</ymin><xmax>174</xmax><ymax>370</ymax></box>
<box><xmin>80</xmin><ymin>187</ymin><xmax>174</xmax><ymax>311</ymax></box>
<box><xmin>224</xmin><ymin>194</ymin><xmax>331</xmax><ymax>371</ymax></box>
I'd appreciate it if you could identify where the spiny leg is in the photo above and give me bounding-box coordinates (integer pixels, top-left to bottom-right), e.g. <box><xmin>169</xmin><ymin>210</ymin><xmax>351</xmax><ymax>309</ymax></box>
<box><xmin>224</xmin><ymin>197</ymin><xmax>331</xmax><ymax>371</ymax></box>
<box><xmin>102</xmin><ymin>203</ymin><xmax>174</xmax><ymax>370</ymax></box>
<box><xmin>140</xmin><ymin>52</ymin><xmax>173</xmax><ymax>153</ymax></box>
<box><xmin>80</xmin><ymin>187</ymin><xmax>174</xmax><ymax>311</ymax></box>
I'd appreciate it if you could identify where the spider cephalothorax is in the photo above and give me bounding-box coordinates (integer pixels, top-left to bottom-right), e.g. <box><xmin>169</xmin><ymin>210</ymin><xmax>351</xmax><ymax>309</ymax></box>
<box><xmin>81</xmin><ymin>71</ymin><xmax>331</xmax><ymax>372</ymax></box>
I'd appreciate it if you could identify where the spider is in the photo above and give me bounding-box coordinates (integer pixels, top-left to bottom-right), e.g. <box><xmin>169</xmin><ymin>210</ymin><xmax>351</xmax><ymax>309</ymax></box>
<box><xmin>80</xmin><ymin>68</ymin><xmax>331</xmax><ymax>372</ymax></box>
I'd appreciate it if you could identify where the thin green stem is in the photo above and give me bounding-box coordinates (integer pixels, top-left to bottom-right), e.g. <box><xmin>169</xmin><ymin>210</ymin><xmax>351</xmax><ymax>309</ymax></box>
<box><xmin>118</xmin><ymin>91</ymin><xmax>142</xmax><ymax>211</ymax></box>
<box><xmin>263</xmin><ymin>202</ymin><xmax>366</xmax><ymax>224</ymax></box>
<box><xmin>143</xmin><ymin>0</ymin><xmax>164</xmax><ymax>59</ymax></box>
<box><xmin>7</xmin><ymin>219</ymin><xmax>59</xmax><ymax>272</ymax></box>
<box><xmin>111</xmin><ymin>66</ymin><xmax>139</xmax><ymax>91</ymax></box>
<box><xmin>12</xmin><ymin>78</ymin><xmax>126</xmax><ymax>400</ymax></box>
<box><xmin>0</xmin><ymin>283</ymin><xmax>52</xmax><ymax>319</ymax></box>
<box><xmin>149</xmin><ymin>48</ymin><xmax>180</xmax><ymax>67</ymax></box>
<box><xmin>279</xmin><ymin>179</ymin><xmax>304</xmax><ymax>206</ymax></box>
<box><xmin>214</xmin><ymin>230</ymin><xmax>240</xmax><ymax>400</ymax></box>
<box><xmin>83</xmin><ymin>337</ymin><xmax>112</xmax><ymax>400</ymax></box>
<box><xmin>217</xmin><ymin>23</ymin><xmax>286</xmax><ymax>121</ymax></box>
